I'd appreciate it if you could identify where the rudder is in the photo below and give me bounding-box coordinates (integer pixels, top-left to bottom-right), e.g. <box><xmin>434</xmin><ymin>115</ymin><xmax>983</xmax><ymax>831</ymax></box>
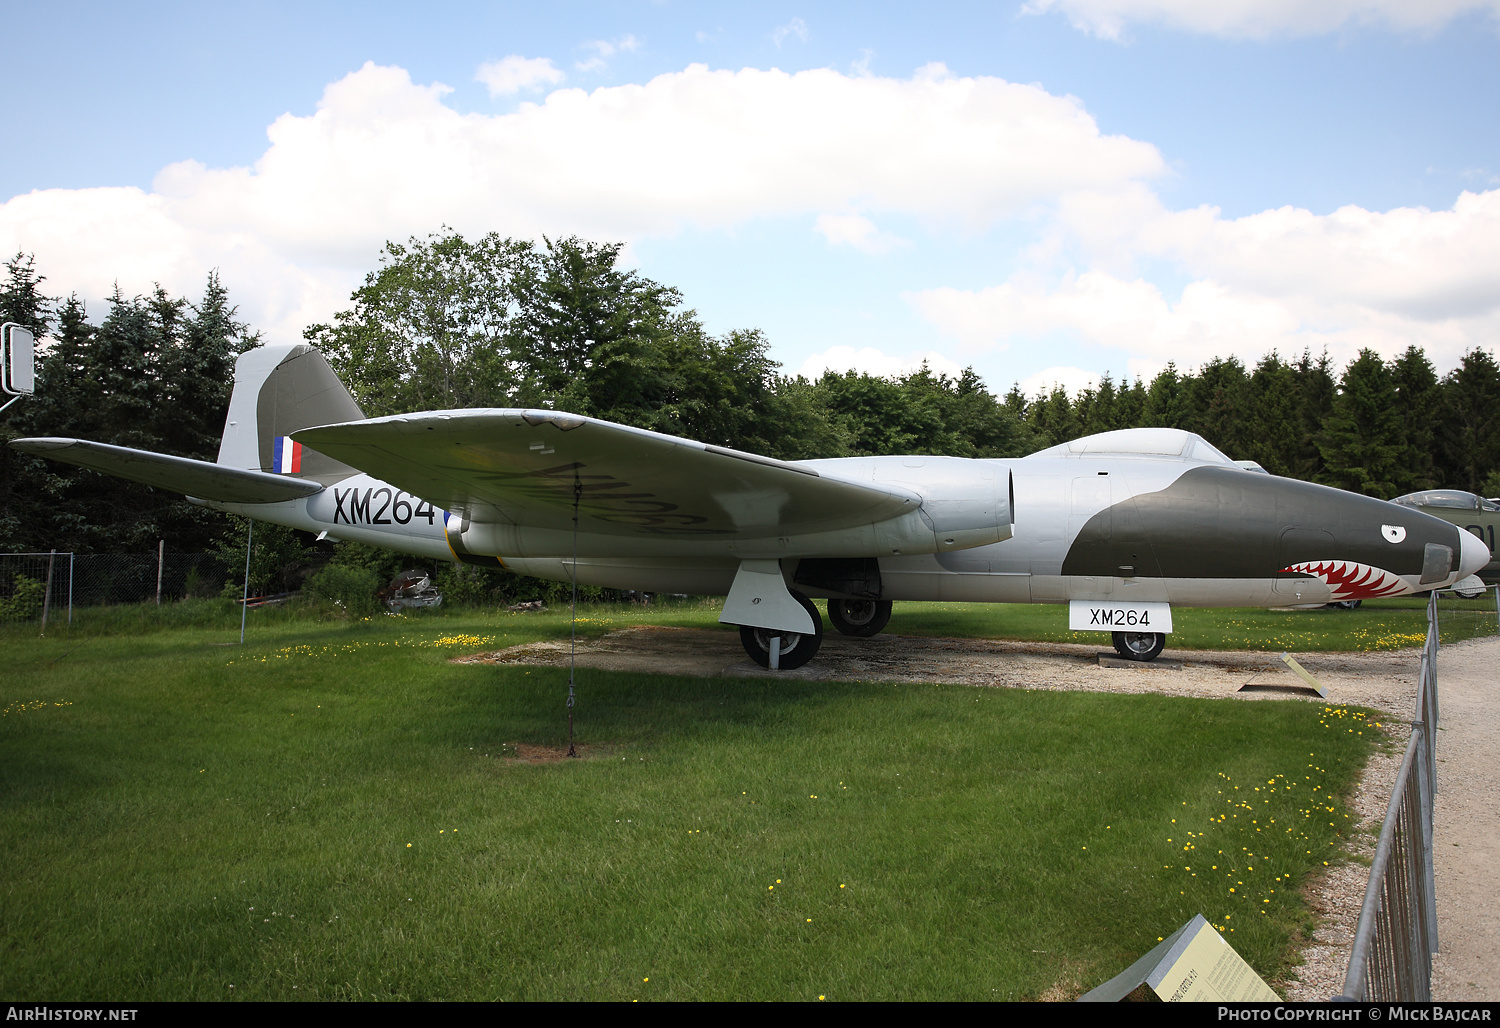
<box><xmin>217</xmin><ymin>344</ymin><xmax>365</xmax><ymax>480</ymax></box>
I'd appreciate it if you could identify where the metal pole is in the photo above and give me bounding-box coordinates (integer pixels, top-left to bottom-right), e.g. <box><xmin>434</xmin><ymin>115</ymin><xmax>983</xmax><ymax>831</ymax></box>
<box><xmin>567</xmin><ymin>476</ymin><xmax>581</xmax><ymax>758</ymax></box>
<box><xmin>155</xmin><ymin>539</ymin><xmax>164</xmax><ymax>605</ymax></box>
<box><xmin>240</xmin><ymin>520</ymin><xmax>253</xmax><ymax>645</ymax></box>
<box><xmin>39</xmin><ymin>549</ymin><xmax>55</xmax><ymax>636</ymax></box>
<box><xmin>67</xmin><ymin>553</ymin><xmax>74</xmax><ymax>626</ymax></box>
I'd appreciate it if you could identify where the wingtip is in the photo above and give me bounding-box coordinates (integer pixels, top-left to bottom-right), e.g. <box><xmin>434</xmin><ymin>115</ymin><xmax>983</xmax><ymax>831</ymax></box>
<box><xmin>8</xmin><ymin>437</ymin><xmax>77</xmax><ymax>453</ymax></box>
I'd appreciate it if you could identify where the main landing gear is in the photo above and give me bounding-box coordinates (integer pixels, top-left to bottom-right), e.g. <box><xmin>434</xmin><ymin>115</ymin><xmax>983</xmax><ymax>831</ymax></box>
<box><xmin>739</xmin><ymin>591</ymin><xmax>824</xmax><ymax>670</ymax></box>
<box><xmin>826</xmin><ymin>599</ymin><xmax>893</xmax><ymax>637</ymax></box>
<box><xmin>736</xmin><ymin>596</ymin><xmax>894</xmax><ymax>669</ymax></box>
<box><xmin>1112</xmin><ymin>631</ymin><xmax>1165</xmax><ymax>662</ymax></box>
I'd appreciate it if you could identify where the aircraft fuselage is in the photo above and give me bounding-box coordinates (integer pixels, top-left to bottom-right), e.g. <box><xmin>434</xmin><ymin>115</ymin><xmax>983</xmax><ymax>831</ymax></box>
<box><xmin>206</xmin><ymin>449</ymin><xmax>1482</xmax><ymax>611</ymax></box>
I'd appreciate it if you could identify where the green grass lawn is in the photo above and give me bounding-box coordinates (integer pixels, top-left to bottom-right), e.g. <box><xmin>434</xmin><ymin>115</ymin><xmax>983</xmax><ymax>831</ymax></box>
<box><xmin>886</xmin><ymin>595</ymin><xmax>1496</xmax><ymax>652</ymax></box>
<box><xmin>31</xmin><ymin>589</ymin><xmax>1496</xmax><ymax>654</ymax></box>
<box><xmin>0</xmin><ymin>603</ymin><xmax>1387</xmax><ymax>1001</ymax></box>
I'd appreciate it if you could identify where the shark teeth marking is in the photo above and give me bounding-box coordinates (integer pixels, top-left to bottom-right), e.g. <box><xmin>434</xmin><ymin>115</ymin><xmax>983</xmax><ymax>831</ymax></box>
<box><xmin>1280</xmin><ymin>559</ymin><xmax>1411</xmax><ymax>600</ymax></box>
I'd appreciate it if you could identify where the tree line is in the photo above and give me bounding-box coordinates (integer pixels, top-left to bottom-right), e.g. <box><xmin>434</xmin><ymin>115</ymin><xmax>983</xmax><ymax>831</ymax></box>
<box><xmin>3</xmin><ymin>232</ymin><xmax>1498</xmax><ymax>566</ymax></box>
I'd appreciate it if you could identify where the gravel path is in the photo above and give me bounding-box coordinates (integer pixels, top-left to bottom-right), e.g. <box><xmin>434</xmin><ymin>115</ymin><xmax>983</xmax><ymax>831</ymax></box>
<box><xmin>1430</xmin><ymin>636</ymin><xmax>1500</xmax><ymax>1000</ymax></box>
<box><xmin>459</xmin><ymin>626</ymin><xmax>1498</xmax><ymax>999</ymax></box>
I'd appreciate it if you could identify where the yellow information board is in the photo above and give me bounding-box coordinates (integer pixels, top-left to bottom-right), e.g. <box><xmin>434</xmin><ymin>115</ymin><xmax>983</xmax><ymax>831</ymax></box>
<box><xmin>1147</xmin><ymin>916</ymin><xmax>1280</xmax><ymax>1002</ymax></box>
<box><xmin>1079</xmin><ymin>913</ymin><xmax>1281</xmax><ymax>1002</ymax></box>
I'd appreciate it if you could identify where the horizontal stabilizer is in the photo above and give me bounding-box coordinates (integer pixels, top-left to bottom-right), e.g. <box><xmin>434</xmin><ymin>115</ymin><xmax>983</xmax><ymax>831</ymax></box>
<box><xmin>295</xmin><ymin>410</ymin><xmax>921</xmax><ymax>538</ymax></box>
<box><xmin>9</xmin><ymin>438</ymin><xmax>324</xmax><ymax>504</ymax></box>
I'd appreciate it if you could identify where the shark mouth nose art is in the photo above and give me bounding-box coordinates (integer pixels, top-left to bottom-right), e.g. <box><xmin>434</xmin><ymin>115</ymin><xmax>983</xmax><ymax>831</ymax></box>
<box><xmin>1278</xmin><ymin>560</ymin><xmax>1410</xmax><ymax>600</ymax></box>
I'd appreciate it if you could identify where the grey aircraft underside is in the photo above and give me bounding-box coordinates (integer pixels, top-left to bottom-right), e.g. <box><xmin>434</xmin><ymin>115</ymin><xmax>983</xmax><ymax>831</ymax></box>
<box><xmin>10</xmin><ymin>343</ymin><xmax>1490</xmax><ymax>668</ymax></box>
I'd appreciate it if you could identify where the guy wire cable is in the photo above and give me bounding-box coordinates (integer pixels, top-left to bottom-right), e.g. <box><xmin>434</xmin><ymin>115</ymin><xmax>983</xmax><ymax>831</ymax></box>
<box><xmin>567</xmin><ymin>474</ymin><xmax>581</xmax><ymax>758</ymax></box>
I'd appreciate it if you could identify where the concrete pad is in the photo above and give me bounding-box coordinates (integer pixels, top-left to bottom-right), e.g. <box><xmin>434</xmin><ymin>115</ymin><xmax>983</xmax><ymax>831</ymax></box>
<box><xmin>1096</xmin><ymin>652</ymin><xmax>1183</xmax><ymax>669</ymax></box>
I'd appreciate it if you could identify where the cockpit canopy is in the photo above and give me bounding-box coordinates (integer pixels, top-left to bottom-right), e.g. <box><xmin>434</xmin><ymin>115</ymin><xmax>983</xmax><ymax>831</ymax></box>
<box><xmin>1025</xmin><ymin>427</ymin><xmax>1239</xmax><ymax>466</ymax></box>
<box><xmin>1391</xmin><ymin>489</ymin><xmax>1500</xmax><ymax>513</ymax></box>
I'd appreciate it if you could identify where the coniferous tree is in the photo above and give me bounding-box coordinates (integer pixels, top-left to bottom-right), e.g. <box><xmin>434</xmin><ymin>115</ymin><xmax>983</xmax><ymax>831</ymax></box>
<box><xmin>1113</xmin><ymin>377</ymin><xmax>1148</xmax><ymax>431</ymax></box>
<box><xmin>2</xmin><ymin>275</ymin><xmax>254</xmax><ymax>552</ymax></box>
<box><xmin>1435</xmin><ymin>348</ymin><xmax>1500</xmax><ymax>494</ymax></box>
<box><xmin>1140</xmin><ymin>363</ymin><xmax>1189</xmax><ymax>429</ymax></box>
<box><xmin>1388</xmin><ymin>346</ymin><xmax>1440</xmax><ymax>492</ymax></box>
<box><xmin>1075</xmin><ymin>375</ymin><xmax>1122</xmax><ymax>436</ymax></box>
<box><xmin>1290</xmin><ymin>350</ymin><xmax>1337</xmax><ymax>482</ymax></box>
<box><xmin>1026</xmin><ymin>385</ymin><xmax>1081</xmax><ymax>448</ymax></box>
<box><xmin>1317</xmin><ymin>349</ymin><xmax>1406</xmax><ymax>497</ymax></box>
<box><xmin>160</xmin><ymin>272</ymin><xmax>259</xmax><ymax>460</ymax></box>
<box><xmin>1241</xmin><ymin>353</ymin><xmax>1304</xmax><ymax>476</ymax></box>
<box><xmin>1184</xmin><ymin>356</ymin><xmax>1250</xmax><ymax>459</ymax></box>
<box><xmin>0</xmin><ymin>255</ymin><xmax>58</xmax><ymax>547</ymax></box>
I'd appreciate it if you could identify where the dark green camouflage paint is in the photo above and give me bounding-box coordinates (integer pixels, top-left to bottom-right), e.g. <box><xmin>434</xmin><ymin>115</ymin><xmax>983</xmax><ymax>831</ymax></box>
<box><xmin>1061</xmin><ymin>465</ymin><xmax>1463</xmax><ymax>580</ymax></box>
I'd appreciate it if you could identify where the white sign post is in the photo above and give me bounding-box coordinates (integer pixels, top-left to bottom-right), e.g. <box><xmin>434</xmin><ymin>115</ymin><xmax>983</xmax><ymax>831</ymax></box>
<box><xmin>1</xmin><ymin>322</ymin><xmax>36</xmax><ymax>414</ymax></box>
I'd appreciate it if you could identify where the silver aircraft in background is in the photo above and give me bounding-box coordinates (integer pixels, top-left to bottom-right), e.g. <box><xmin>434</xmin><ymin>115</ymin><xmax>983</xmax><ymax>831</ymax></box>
<box><xmin>11</xmin><ymin>343</ymin><xmax>1490</xmax><ymax>668</ymax></box>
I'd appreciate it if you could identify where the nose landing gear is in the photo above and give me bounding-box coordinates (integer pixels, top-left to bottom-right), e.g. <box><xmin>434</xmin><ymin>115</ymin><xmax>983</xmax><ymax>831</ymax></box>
<box><xmin>1112</xmin><ymin>631</ymin><xmax>1165</xmax><ymax>662</ymax></box>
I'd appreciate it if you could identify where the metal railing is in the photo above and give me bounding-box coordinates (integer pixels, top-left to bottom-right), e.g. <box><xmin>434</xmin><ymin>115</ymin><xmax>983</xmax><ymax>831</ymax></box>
<box><xmin>1339</xmin><ymin>591</ymin><xmax>1441</xmax><ymax>1001</ymax></box>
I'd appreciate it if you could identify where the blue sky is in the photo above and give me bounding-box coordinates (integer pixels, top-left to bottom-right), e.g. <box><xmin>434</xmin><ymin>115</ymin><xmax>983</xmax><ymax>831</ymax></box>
<box><xmin>4</xmin><ymin>1</ymin><xmax>1499</xmax><ymax>395</ymax></box>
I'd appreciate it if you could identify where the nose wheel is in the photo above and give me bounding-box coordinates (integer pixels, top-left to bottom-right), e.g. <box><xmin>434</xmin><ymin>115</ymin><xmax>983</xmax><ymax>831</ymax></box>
<box><xmin>1112</xmin><ymin>631</ymin><xmax>1165</xmax><ymax>662</ymax></box>
<box><xmin>739</xmin><ymin>591</ymin><xmax>824</xmax><ymax>670</ymax></box>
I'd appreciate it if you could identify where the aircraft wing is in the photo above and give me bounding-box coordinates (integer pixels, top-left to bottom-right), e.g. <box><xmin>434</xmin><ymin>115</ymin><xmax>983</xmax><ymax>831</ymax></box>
<box><xmin>8</xmin><ymin>438</ymin><xmax>324</xmax><ymax>504</ymax></box>
<box><xmin>294</xmin><ymin>410</ymin><xmax>921</xmax><ymax>537</ymax></box>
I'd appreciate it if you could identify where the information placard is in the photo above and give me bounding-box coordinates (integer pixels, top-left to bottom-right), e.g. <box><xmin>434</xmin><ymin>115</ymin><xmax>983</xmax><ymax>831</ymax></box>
<box><xmin>1068</xmin><ymin>599</ymin><xmax>1172</xmax><ymax>633</ymax></box>
<box><xmin>1147</xmin><ymin>916</ymin><xmax>1280</xmax><ymax>1002</ymax></box>
<box><xmin>1079</xmin><ymin>913</ymin><xmax>1279</xmax><ymax>1002</ymax></box>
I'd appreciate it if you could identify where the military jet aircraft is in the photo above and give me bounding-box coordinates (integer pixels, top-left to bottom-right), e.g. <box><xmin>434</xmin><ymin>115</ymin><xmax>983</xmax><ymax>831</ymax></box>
<box><xmin>1390</xmin><ymin>489</ymin><xmax>1500</xmax><ymax>596</ymax></box>
<box><xmin>10</xmin><ymin>343</ymin><xmax>1490</xmax><ymax>668</ymax></box>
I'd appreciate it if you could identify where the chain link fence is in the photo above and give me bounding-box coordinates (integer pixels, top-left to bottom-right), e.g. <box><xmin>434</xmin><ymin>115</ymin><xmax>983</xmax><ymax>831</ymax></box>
<box><xmin>0</xmin><ymin>552</ymin><xmax>69</xmax><ymax>631</ymax></box>
<box><xmin>1</xmin><ymin>551</ymin><xmax>236</xmax><ymax>632</ymax></box>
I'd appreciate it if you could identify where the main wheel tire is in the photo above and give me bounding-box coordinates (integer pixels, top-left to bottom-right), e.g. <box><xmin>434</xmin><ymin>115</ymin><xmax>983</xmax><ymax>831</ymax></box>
<box><xmin>739</xmin><ymin>591</ymin><xmax>824</xmax><ymax>670</ymax></box>
<box><xmin>827</xmin><ymin>599</ymin><xmax>893</xmax><ymax>637</ymax></box>
<box><xmin>1327</xmin><ymin>599</ymin><xmax>1363</xmax><ymax>610</ymax></box>
<box><xmin>1455</xmin><ymin>588</ymin><xmax>1484</xmax><ymax>600</ymax></box>
<box><xmin>1112</xmin><ymin>630</ymin><xmax>1165</xmax><ymax>662</ymax></box>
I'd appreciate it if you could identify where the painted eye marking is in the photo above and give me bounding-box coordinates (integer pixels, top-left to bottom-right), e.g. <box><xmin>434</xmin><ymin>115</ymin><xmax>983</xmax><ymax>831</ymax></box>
<box><xmin>1381</xmin><ymin>525</ymin><xmax>1407</xmax><ymax>544</ymax></box>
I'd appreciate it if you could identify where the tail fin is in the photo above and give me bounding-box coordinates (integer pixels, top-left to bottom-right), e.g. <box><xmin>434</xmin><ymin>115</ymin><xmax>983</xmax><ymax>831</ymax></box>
<box><xmin>217</xmin><ymin>344</ymin><xmax>366</xmax><ymax>480</ymax></box>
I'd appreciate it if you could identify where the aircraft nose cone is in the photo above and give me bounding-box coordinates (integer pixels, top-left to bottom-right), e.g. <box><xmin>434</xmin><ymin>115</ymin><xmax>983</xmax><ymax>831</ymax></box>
<box><xmin>1458</xmin><ymin>527</ymin><xmax>1491</xmax><ymax>580</ymax></box>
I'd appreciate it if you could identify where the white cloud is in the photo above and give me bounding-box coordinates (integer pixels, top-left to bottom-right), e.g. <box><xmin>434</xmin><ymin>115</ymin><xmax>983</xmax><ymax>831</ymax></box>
<box><xmin>1015</xmin><ymin>365</ymin><xmax>1103</xmax><ymax>397</ymax></box>
<box><xmin>1022</xmin><ymin>0</ymin><xmax>1500</xmax><ymax>39</ymax></box>
<box><xmin>7</xmin><ymin>57</ymin><xmax>1492</xmax><ymax>388</ymax></box>
<box><xmin>475</xmin><ymin>56</ymin><xmax>565</xmax><ymax>97</ymax></box>
<box><xmin>911</xmin><ymin>188</ymin><xmax>1500</xmax><ymax>373</ymax></box>
<box><xmin>576</xmin><ymin>35</ymin><xmax>641</xmax><ymax>73</ymax></box>
<box><xmin>0</xmin><ymin>60</ymin><xmax>1163</xmax><ymax>344</ymax></box>
<box><xmin>773</xmin><ymin>17</ymin><xmax>810</xmax><ymax>47</ymax></box>
<box><xmin>814</xmin><ymin>213</ymin><xmax>907</xmax><ymax>254</ymax></box>
<box><xmin>794</xmin><ymin>345</ymin><xmax>967</xmax><ymax>380</ymax></box>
